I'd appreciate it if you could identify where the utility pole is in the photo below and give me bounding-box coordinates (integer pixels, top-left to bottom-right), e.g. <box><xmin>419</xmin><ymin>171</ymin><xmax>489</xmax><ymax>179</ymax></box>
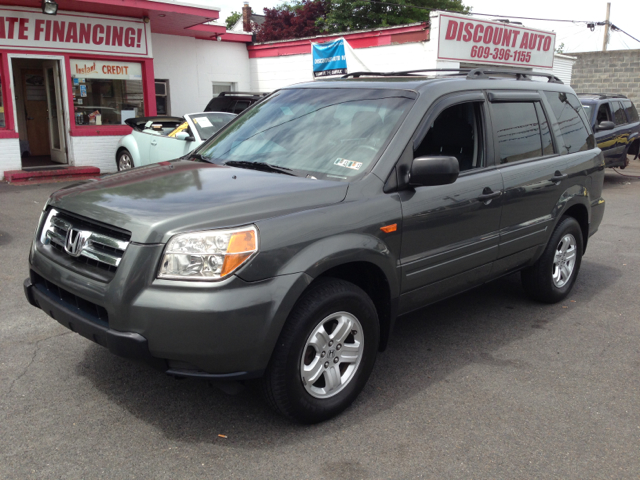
<box><xmin>602</xmin><ymin>2</ymin><xmax>611</xmax><ymax>52</ymax></box>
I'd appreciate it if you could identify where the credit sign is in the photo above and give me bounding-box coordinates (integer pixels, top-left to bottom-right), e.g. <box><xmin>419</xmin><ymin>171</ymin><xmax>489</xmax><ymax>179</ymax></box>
<box><xmin>438</xmin><ymin>13</ymin><xmax>555</xmax><ymax>69</ymax></box>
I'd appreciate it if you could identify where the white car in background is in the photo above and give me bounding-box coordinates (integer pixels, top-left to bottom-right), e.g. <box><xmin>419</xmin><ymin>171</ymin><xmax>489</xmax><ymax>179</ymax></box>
<box><xmin>115</xmin><ymin>112</ymin><xmax>236</xmax><ymax>171</ymax></box>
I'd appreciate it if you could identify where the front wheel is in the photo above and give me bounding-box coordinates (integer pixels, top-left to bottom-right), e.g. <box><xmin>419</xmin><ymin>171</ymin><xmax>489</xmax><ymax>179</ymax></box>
<box><xmin>521</xmin><ymin>216</ymin><xmax>583</xmax><ymax>303</ymax></box>
<box><xmin>117</xmin><ymin>149</ymin><xmax>134</xmax><ymax>171</ymax></box>
<box><xmin>261</xmin><ymin>278</ymin><xmax>379</xmax><ymax>423</ymax></box>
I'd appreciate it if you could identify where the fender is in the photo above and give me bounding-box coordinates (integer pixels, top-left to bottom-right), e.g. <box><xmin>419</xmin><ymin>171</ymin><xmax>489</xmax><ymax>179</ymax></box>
<box><xmin>553</xmin><ymin>184</ymin><xmax>591</xmax><ymax>223</ymax></box>
<box><xmin>624</xmin><ymin>132</ymin><xmax>639</xmax><ymax>160</ymax></box>
<box><xmin>536</xmin><ymin>184</ymin><xmax>591</xmax><ymax>261</ymax></box>
<box><xmin>275</xmin><ymin>232</ymin><xmax>400</xmax><ymax>300</ymax></box>
<box><xmin>116</xmin><ymin>133</ymin><xmax>142</xmax><ymax>167</ymax></box>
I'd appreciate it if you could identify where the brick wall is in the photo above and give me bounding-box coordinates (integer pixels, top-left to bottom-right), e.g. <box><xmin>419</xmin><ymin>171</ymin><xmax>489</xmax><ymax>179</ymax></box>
<box><xmin>570</xmin><ymin>50</ymin><xmax>640</xmax><ymax>106</ymax></box>
<box><xmin>0</xmin><ymin>139</ymin><xmax>22</xmax><ymax>180</ymax></box>
<box><xmin>69</xmin><ymin>135</ymin><xmax>124</xmax><ymax>174</ymax></box>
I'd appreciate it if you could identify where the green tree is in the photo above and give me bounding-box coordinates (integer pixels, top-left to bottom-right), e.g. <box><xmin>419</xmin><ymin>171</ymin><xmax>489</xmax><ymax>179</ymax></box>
<box><xmin>319</xmin><ymin>0</ymin><xmax>469</xmax><ymax>33</ymax></box>
<box><xmin>225</xmin><ymin>11</ymin><xmax>242</xmax><ymax>30</ymax></box>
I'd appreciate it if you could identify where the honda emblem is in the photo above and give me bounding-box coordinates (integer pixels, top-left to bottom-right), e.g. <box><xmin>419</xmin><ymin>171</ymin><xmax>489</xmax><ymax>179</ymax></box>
<box><xmin>64</xmin><ymin>229</ymin><xmax>90</xmax><ymax>257</ymax></box>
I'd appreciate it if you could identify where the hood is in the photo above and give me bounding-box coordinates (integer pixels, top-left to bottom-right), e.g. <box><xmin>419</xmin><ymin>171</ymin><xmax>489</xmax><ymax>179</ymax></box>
<box><xmin>49</xmin><ymin>161</ymin><xmax>348</xmax><ymax>244</ymax></box>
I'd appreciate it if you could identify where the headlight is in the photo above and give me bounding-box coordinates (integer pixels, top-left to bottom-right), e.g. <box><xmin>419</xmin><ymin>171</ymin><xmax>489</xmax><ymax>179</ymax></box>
<box><xmin>158</xmin><ymin>226</ymin><xmax>258</xmax><ymax>281</ymax></box>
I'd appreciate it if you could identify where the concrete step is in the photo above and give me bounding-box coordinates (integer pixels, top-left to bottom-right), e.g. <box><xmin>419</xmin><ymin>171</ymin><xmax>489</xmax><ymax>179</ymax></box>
<box><xmin>4</xmin><ymin>166</ymin><xmax>101</xmax><ymax>185</ymax></box>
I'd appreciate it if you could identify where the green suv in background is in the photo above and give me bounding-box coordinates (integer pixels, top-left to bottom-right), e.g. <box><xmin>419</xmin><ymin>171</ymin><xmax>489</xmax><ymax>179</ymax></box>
<box><xmin>578</xmin><ymin>93</ymin><xmax>640</xmax><ymax>168</ymax></box>
<box><xmin>25</xmin><ymin>69</ymin><xmax>605</xmax><ymax>423</ymax></box>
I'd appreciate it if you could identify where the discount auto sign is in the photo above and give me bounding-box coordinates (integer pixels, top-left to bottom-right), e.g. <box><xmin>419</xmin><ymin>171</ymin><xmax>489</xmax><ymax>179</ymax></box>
<box><xmin>437</xmin><ymin>13</ymin><xmax>556</xmax><ymax>69</ymax></box>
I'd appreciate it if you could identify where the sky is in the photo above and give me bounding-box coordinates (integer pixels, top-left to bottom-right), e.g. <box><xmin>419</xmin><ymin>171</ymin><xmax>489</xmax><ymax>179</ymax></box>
<box><xmin>181</xmin><ymin>0</ymin><xmax>640</xmax><ymax>53</ymax></box>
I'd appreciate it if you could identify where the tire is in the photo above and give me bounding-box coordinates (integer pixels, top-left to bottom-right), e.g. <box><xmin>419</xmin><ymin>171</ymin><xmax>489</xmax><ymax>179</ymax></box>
<box><xmin>521</xmin><ymin>216</ymin><xmax>583</xmax><ymax>303</ymax></box>
<box><xmin>261</xmin><ymin>278</ymin><xmax>379</xmax><ymax>424</ymax></box>
<box><xmin>117</xmin><ymin>149</ymin><xmax>134</xmax><ymax>171</ymax></box>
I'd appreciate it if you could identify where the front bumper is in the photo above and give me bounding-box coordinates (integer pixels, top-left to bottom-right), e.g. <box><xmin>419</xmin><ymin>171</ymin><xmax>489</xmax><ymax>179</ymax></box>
<box><xmin>26</xmin><ymin>244</ymin><xmax>312</xmax><ymax>379</ymax></box>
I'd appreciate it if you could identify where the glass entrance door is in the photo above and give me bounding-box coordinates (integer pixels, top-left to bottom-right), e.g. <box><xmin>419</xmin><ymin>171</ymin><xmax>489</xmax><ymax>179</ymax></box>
<box><xmin>43</xmin><ymin>60</ymin><xmax>67</xmax><ymax>164</ymax></box>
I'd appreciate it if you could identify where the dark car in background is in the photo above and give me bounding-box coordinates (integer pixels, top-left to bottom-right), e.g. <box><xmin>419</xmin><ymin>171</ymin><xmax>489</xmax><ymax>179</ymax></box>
<box><xmin>578</xmin><ymin>93</ymin><xmax>640</xmax><ymax>168</ymax></box>
<box><xmin>204</xmin><ymin>91</ymin><xmax>267</xmax><ymax>114</ymax></box>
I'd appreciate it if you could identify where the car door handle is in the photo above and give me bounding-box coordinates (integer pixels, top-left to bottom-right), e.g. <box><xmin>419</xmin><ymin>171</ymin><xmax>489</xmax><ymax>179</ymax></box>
<box><xmin>550</xmin><ymin>172</ymin><xmax>568</xmax><ymax>182</ymax></box>
<box><xmin>477</xmin><ymin>188</ymin><xmax>502</xmax><ymax>203</ymax></box>
<box><xmin>151</xmin><ymin>141</ymin><xmax>157</xmax><ymax>146</ymax></box>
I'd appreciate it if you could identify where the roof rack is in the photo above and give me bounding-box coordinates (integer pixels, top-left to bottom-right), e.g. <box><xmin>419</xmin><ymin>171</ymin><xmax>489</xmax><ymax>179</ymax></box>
<box><xmin>576</xmin><ymin>93</ymin><xmax>628</xmax><ymax>99</ymax></box>
<box><xmin>342</xmin><ymin>69</ymin><xmax>471</xmax><ymax>78</ymax></box>
<box><xmin>341</xmin><ymin>68</ymin><xmax>563</xmax><ymax>84</ymax></box>
<box><xmin>466</xmin><ymin>68</ymin><xmax>563</xmax><ymax>84</ymax></box>
<box><xmin>218</xmin><ymin>91</ymin><xmax>268</xmax><ymax>97</ymax></box>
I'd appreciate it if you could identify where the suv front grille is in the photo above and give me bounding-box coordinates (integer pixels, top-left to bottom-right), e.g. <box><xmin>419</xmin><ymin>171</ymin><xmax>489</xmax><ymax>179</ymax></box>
<box><xmin>40</xmin><ymin>208</ymin><xmax>131</xmax><ymax>274</ymax></box>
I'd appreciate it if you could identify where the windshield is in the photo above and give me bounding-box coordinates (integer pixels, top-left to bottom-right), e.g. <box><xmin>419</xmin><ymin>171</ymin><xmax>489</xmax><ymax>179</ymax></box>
<box><xmin>190</xmin><ymin>113</ymin><xmax>236</xmax><ymax>139</ymax></box>
<box><xmin>196</xmin><ymin>88</ymin><xmax>416</xmax><ymax>180</ymax></box>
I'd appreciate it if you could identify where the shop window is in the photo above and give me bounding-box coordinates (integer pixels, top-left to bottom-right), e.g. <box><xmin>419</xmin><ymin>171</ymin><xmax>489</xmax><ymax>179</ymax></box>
<box><xmin>212</xmin><ymin>82</ymin><xmax>236</xmax><ymax>97</ymax></box>
<box><xmin>71</xmin><ymin>59</ymin><xmax>145</xmax><ymax>126</ymax></box>
<box><xmin>155</xmin><ymin>80</ymin><xmax>170</xmax><ymax>115</ymax></box>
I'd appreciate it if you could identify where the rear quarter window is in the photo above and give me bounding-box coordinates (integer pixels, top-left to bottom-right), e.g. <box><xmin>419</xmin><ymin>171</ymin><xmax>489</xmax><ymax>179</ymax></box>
<box><xmin>622</xmin><ymin>100</ymin><xmax>639</xmax><ymax>122</ymax></box>
<box><xmin>612</xmin><ymin>101</ymin><xmax>628</xmax><ymax>125</ymax></box>
<box><xmin>543</xmin><ymin>92</ymin><xmax>594</xmax><ymax>154</ymax></box>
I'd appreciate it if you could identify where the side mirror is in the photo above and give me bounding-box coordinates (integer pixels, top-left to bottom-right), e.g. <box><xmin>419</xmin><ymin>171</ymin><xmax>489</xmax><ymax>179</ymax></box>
<box><xmin>409</xmin><ymin>156</ymin><xmax>459</xmax><ymax>187</ymax></box>
<box><xmin>597</xmin><ymin>120</ymin><xmax>615</xmax><ymax>131</ymax></box>
<box><xmin>175</xmin><ymin>131</ymin><xmax>196</xmax><ymax>142</ymax></box>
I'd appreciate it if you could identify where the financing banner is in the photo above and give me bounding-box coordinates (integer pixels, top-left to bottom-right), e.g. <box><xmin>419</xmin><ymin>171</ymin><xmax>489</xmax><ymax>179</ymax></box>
<box><xmin>312</xmin><ymin>39</ymin><xmax>347</xmax><ymax>77</ymax></box>
<box><xmin>0</xmin><ymin>6</ymin><xmax>151</xmax><ymax>57</ymax></box>
<box><xmin>438</xmin><ymin>13</ymin><xmax>556</xmax><ymax>69</ymax></box>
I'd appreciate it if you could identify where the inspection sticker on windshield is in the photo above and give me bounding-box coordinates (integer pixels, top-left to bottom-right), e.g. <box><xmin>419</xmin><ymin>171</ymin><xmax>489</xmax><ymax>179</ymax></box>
<box><xmin>334</xmin><ymin>158</ymin><xmax>362</xmax><ymax>170</ymax></box>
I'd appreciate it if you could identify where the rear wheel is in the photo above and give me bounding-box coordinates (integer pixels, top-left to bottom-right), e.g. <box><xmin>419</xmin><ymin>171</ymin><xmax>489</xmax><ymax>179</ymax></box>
<box><xmin>117</xmin><ymin>149</ymin><xmax>134</xmax><ymax>171</ymax></box>
<box><xmin>521</xmin><ymin>216</ymin><xmax>583</xmax><ymax>303</ymax></box>
<box><xmin>262</xmin><ymin>278</ymin><xmax>379</xmax><ymax>423</ymax></box>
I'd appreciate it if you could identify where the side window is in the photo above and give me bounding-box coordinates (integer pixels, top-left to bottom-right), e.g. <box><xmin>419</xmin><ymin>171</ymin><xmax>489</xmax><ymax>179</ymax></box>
<box><xmin>543</xmin><ymin>92</ymin><xmax>592</xmax><ymax>154</ymax></box>
<box><xmin>612</xmin><ymin>101</ymin><xmax>627</xmax><ymax>125</ymax></box>
<box><xmin>414</xmin><ymin>102</ymin><xmax>484</xmax><ymax>172</ymax></box>
<box><xmin>492</xmin><ymin>102</ymin><xmax>542</xmax><ymax>164</ymax></box>
<box><xmin>596</xmin><ymin>103</ymin><xmax>612</xmax><ymax>124</ymax></box>
<box><xmin>233</xmin><ymin>100</ymin><xmax>251</xmax><ymax>114</ymax></box>
<box><xmin>535</xmin><ymin>103</ymin><xmax>554</xmax><ymax>156</ymax></box>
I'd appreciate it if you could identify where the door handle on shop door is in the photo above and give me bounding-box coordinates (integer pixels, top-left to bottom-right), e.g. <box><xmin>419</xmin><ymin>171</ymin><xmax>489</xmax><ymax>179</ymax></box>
<box><xmin>477</xmin><ymin>188</ymin><xmax>502</xmax><ymax>204</ymax></box>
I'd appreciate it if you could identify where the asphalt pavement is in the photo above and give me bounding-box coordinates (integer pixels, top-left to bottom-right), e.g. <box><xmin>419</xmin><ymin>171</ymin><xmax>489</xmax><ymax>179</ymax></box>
<box><xmin>1</xmin><ymin>163</ymin><xmax>639</xmax><ymax>479</ymax></box>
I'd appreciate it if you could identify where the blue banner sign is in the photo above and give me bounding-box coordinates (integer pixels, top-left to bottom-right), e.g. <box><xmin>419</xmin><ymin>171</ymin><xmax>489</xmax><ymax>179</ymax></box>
<box><xmin>312</xmin><ymin>39</ymin><xmax>347</xmax><ymax>77</ymax></box>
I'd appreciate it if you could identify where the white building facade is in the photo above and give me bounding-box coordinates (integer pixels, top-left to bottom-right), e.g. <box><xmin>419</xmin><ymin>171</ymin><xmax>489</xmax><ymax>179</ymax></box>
<box><xmin>1</xmin><ymin>6</ymin><xmax>575</xmax><ymax>180</ymax></box>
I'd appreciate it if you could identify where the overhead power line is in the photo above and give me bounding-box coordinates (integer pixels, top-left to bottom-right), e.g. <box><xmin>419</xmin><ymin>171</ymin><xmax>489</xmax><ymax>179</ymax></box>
<box><xmin>610</xmin><ymin>24</ymin><xmax>640</xmax><ymax>44</ymax></box>
<box><xmin>333</xmin><ymin>0</ymin><xmax>640</xmax><ymax>45</ymax></box>
<box><xmin>342</xmin><ymin>2</ymin><xmax>600</xmax><ymax>25</ymax></box>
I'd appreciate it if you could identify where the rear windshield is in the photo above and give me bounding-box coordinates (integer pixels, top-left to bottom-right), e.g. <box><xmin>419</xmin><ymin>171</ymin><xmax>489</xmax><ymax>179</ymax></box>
<box><xmin>197</xmin><ymin>88</ymin><xmax>416</xmax><ymax>181</ymax></box>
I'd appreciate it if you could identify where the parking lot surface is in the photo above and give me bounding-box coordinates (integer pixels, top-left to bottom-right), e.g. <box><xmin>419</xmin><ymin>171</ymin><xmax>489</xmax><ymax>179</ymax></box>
<box><xmin>1</xmin><ymin>164</ymin><xmax>639</xmax><ymax>479</ymax></box>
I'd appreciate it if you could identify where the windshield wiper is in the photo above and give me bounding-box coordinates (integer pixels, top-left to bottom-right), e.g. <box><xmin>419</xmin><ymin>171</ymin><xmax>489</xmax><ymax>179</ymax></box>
<box><xmin>186</xmin><ymin>153</ymin><xmax>212</xmax><ymax>163</ymax></box>
<box><xmin>223</xmin><ymin>160</ymin><xmax>297</xmax><ymax>176</ymax></box>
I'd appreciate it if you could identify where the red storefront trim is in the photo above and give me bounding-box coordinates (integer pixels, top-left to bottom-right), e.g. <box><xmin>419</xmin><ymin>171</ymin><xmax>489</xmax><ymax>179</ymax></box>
<box><xmin>247</xmin><ymin>23</ymin><xmax>429</xmax><ymax>58</ymax></box>
<box><xmin>0</xmin><ymin>49</ymin><xmax>155</xmax><ymax>138</ymax></box>
<box><xmin>0</xmin><ymin>52</ymin><xmax>17</xmax><ymax>134</ymax></box>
